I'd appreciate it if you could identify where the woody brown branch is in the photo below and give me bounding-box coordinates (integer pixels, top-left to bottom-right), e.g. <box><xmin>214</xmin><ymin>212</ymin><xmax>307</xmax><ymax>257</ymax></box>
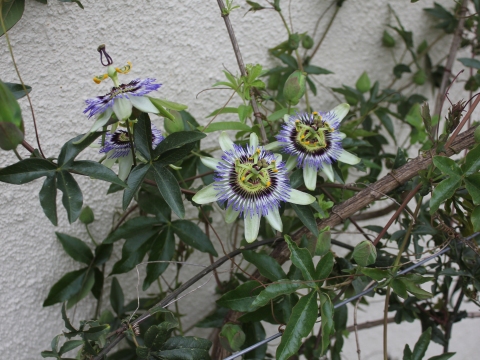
<box><xmin>213</xmin><ymin>126</ymin><xmax>477</xmax><ymax>358</ymax></box>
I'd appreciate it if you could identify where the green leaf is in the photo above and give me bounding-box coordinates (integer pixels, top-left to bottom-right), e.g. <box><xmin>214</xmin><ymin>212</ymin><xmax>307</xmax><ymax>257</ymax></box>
<box><xmin>471</xmin><ymin>206</ymin><xmax>480</xmax><ymax>232</ymax></box>
<box><xmin>242</xmin><ymin>250</ymin><xmax>287</xmax><ymax>281</ymax></box>
<box><xmin>58</xmin><ymin>0</ymin><xmax>84</xmax><ymax>9</ymax></box>
<box><xmin>150</xmin><ymin>98</ymin><xmax>187</xmax><ymax>111</ymax></box>
<box><xmin>195</xmin><ymin>307</ymin><xmax>230</xmax><ymax>329</ymax></box>
<box><xmin>122</xmin><ymin>163</ymin><xmax>151</xmax><ymax>210</ymax></box>
<box><xmin>58</xmin><ymin>132</ymin><xmax>102</xmax><ymax>167</ymax></box>
<box><xmin>61</xmin><ymin>302</ymin><xmax>76</xmax><ymax>331</ymax></box>
<box><xmin>399</xmin><ymin>277</ymin><xmax>433</xmax><ymax>300</ymax></box>
<box><xmin>134</xmin><ymin>112</ymin><xmax>153</xmax><ymax>160</ymax></box>
<box><xmin>91</xmin><ymin>267</ymin><xmax>103</xmax><ymax>300</ymax></box>
<box><xmin>5</xmin><ymin>82</ymin><xmax>32</xmax><ymax>99</ymax></box>
<box><xmin>391</xmin><ymin>279</ymin><xmax>408</xmax><ymax>299</ymax></box>
<box><xmin>110</xmin><ymin>231</ymin><xmax>157</xmax><ymax>275</ymax></box>
<box><xmin>153</xmin><ymin>131</ymin><xmax>206</xmax><ymax>157</ymax></box>
<box><xmin>458</xmin><ymin>57</ymin><xmax>480</xmax><ymax>70</ymax></box>
<box><xmin>58</xmin><ymin>340</ymin><xmax>84</xmax><ymax>356</ymax></box>
<box><xmin>404</xmin><ymin>344</ymin><xmax>413</xmax><ymax>360</ymax></box>
<box><xmin>56</xmin><ymin>232</ymin><xmax>93</xmax><ymax>264</ymax></box>
<box><xmin>320</xmin><ymin>293</ymin><xmax>334</xmax><ymax>354</ymax></box>
<box><xmin>199</xmin><ymin>121</ymin><xmax>251</xmax><ymax>133</ymax></box>
<box><xmin>143</xmin><ymin>227</ymin><xmax>175</xmax><ymax>290</ymax></box>
<box><xmin>303</xmin><ymin>65</ymin><xmax>332</xmax><ymax>75</ymax></box>
<box><xmin>361</xmin><ymin>268</ymin><xmax>389</xmax><ymax>281</ymax></box>
<box><xmin>284</xmin><ymin>235</ymin><xmax>316</xmax><ymax>287</ymax></box>
<box><xmin>276</xmin><ymin>291</ymin><xmax>318</xmax><ymax>360</ymax></box>
<box><xmin>103</xmin><ymin>216</ymin><xmax>159</xmax><ymax>244</ymax></box>
<box><xmin>137</xmin><ymin>190</ymin><xmax>170</xmax><ymax>222</ymax></box>
<box><xmin>43</xmin><ymin>268</ymin><xmax>88</xmax><ymax>306</ymax></box>
<box><xmin>429</xmin><ymin>177</ymin><xmax>462</xmax><ymax>214</ymax></box>
<box><xmin>314</xmin><ymin>252</ymin><xmax>334</xmax><ymax>284</ymax></box>
<box><xmin>157</xmin><ymin>141</ymin><xmax>196</xmax><ymax>165</ymax></box>
<box><xmin>428</xmin><ymin>353</ymin><xmax>456</xmax><ymax>360</ymax></box>
<box><xmin>206</xmin><ymin>107</ymin><xmax>238</xmax><ymax>118</ymax></box>
<box><xmin>465</xmin><ymin>173</ymin><xmax>480</xmax><ymax>205</ymax></box>
<box><xmin>66</xmin><ymin>268</ymin><xmax>94</xmax><ymax>308</ymax></box>
<box><xmin>217</xmin><ymin>281</ymin><xmax>262</xmax><ymax>312</ymax></box>
<box><xmin>462</xmin><ymin>144</ymin><xmax>480</xmax><ymax>176</ymax></box>
<box><xmin>39</xmin><ymin>175</ymin><xmax>58</xmax><ymax>226</ymax></box>
<box><xmin>375</xmin><ymin>108</ymin><xmax>395</xmax><ymax>142</ymax></box>
<box><xmin>93</xmin><ymin>244</ymin><xmax>113</xmax><ymax>266</ymax></box>
<box><xmin>56</xmin><ymin>170</ymin><xmax>83</xmax><ymax>223</ymax></box>
<box><xmin>251</xmin><ymin>280</ymin><xmax>306</xmax><ymax>308</ymax></box>
<box><xmin>110</xmin><ymin>277</ymin><xmax>124</xmax><ymax>315</ymax></box>
<box><xmin>393</xmin><ymin>64</ymin><xmax>411</xmax><ymax>79</ymax></box>
<box><xmin>412</xmin><ymin>328</ymin><xmax>431</xmax><ymax>360</ymax></box>
<box><xmin>149</xmin><ymin>97</ymin><xmax>175</xmax><ymax>120</ymax></box>
<box><xmin>171</xmin><ymin>220</ymin><xmax>217</xmax><ymax>256</ymax></box>
<box><xmin>433</xmin><ymin>156</ymin><xmax>462</xmax><ymax>177</ymax></box>
<box><xmin>152</xmin><ymin>163</ymin><xmax>185</xmax><ymax>218</ymax></box>
<box><xmin>0</xmin><ymin>158</ymin><xmax>56</xmax><ymax>184</ymax></box>
<box><xmin>290</xmin><ymin>203</ymin><xmax>319</xmax><ymax>237</ymax></box>
<box><xmin>67</xmin><ymin>160</ymin><xmax>127</xmax><ymax>187</ymax></box>
<box><xmin>157</xmin><ymin>336</ymin><xmax>212</xmax><ymax>359</ymax></box>
<box><xmin>0</xmin><ymin>80</ymin><xmax>24</xmax><ymax>149</ymax></box>
<box><xmin>0</xmin><ymin>0</ymin><xmax>25</xmax><ymax>37</ymax></box>
<box><xmin>242</xmin><ymin>322</ymin><xmax>267</xmax><ymax>360</ymax></box>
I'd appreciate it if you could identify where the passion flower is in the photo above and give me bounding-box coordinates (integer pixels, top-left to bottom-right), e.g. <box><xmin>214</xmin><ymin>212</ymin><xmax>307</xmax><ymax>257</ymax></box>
<box><xmin>193</xmin><ymin>132</ymin><xmax>315</xmax><ymax>242</ymax></box>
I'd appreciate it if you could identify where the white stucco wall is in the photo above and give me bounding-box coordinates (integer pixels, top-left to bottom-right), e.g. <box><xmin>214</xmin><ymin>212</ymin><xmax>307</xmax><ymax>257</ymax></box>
<box><xmin>0</xmin><ymin>0</ymin><xmax>478</xmax><ymax>359</ymax></box>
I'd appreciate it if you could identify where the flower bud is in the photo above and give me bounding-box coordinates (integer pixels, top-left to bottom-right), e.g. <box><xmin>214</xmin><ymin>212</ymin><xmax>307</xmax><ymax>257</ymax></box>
<box><xmin>283</xmin><ymin>70</ymin><xmax>307</xmax><ymax>105</ymax></box>
<box><xmin>219</xmin><ymin>323</ymin><xmax>246</xmax><ymax>352</ymax></box>
<box><xmin>164</xmin><ymin>110</ymin><xmax>185</xmax><ymax>134</ymax></box>
<box><xmin>288</xmin><ymin>33</ymin><xmax>300</xmax><ymax>50</ymax></box>
<box><xmin>0</xmin><ymin>81</ymin><xmax>24</xmax><ymax>150</ymax></box>
<box><xmin>413</xmin><ymin>69</ymin><xmax>426</xmax><ymax>85</ymax></box>
<box><xmin>355</xmin><ymin>71</ymin><xmax>371</xmax><ymax>93</ymax></box>
<box><xmin>352</xmin><ymin>240</ymin><xmax>377</xmax><ymax>266</ymax></box>
<box><xmin>79</xmin><ymin>206</ymin><xmax>95</xmax><ymax>224</ymax></box>
<box><xmin>302</xmin><ymin>35</ymin><xmax>314</xmax><ymax>49</ymax></box>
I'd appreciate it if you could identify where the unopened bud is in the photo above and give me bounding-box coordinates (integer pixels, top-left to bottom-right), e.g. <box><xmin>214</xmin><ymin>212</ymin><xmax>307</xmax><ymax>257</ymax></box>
<box><xmin>302</xmin><ymin>35</ymin><xmax>314</xmax><ymax>49</ymax></box>
<box><xmin>283</xmin><ymin>70</ymin><xmax>307</xmax><ymax>105</ymax></box>
<box><xmin>413</xmin><ymin>69</ymin><xmax>426</xmax><ymax>85</ymax></box>
<box><xmin>382</xmin><ymin>30</ymin><xmax>395</xmax><ymax>48</ymax></box>
<box><xmin>164</xmin><ymin>110</ymin><xmax>185</xmax><ymax>134</ymax></box>
<box><xmin>352</xmin><ymin>240</ymin><xmax>377</xmax><ymax>266</ymax></box>
<box><xmin>288</xmin><ymin>33</ymin><xmax>300</xmax><ymax>50</ymax></box>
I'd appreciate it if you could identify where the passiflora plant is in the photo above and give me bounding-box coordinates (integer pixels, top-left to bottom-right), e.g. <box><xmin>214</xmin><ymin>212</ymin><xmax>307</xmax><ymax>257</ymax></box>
<box><xmin>1</xmin><ymin>1</ymin><xmax>480</xmax><ymax>360</ymax></box>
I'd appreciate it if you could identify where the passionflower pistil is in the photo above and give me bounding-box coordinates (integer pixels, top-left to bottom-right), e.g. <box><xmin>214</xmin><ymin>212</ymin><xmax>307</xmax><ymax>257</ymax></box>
<box><xmin>275</xmin><ymin>103</ymin><xmax>361</xmax><ymax>190</ymax></box>
<box><xmin>193</xmin><ymin>132</ymin><xmax>316</xmax><ymax>243</ymax></box>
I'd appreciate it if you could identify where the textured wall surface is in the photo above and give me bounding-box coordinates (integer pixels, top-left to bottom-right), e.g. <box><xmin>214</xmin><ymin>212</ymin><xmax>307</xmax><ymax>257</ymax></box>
<box><xmin>0</xmin><ymin>0</ymin><xmax>478</xmax><ymax>359</ymax></box>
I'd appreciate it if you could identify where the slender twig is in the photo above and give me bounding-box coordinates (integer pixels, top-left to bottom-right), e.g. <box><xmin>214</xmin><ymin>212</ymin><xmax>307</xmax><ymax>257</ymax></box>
<box><xmin>0</xmin><ymin>4</ymin><xmax>45</xmax><ymax>158</ymax></box>
<box><xmin>433</xmin><ymin>0</ymin><xmax>468</xmax><ymax>121</ymax></box>
<box><xmin>444</xmin><ymin>288</ymin><xmax>464</xmax><ymax>353</ymax></box>
<box><xmin>215</xmin><ymin>0</ymin><xmax>268</xmax><ymax>143</ymax></box>
<box><xmin>309</xmin><ymin>4</ymin><xmax>340</xmax><ymax>61</ymax></box>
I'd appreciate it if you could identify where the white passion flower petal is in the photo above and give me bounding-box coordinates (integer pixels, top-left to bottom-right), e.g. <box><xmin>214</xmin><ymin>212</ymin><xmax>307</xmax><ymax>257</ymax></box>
<box><xmin>118</xmin><ymin>153</ymin><xmax>134</xmax><ymax>181</ymax></box>
<box><xmin>225</xmin><ymin>206</ymin><xmax>240</xmax><ymax>224</ymax></box>
<box><xmin>219</xmin><ymin>131</ymin><xmax>235</xmax><ymax>152</ymax></box>
<box><xmin>274</xmin><ymin>153</ymin><xmax>283</xmax><ymax>163</ymax></box>
<box><xmin>331</xmin><ymin>103</ymin><xmax>350</xmax><ymax>122</ymax></box>
<box><xmin>192</xmin><ymin>184</ymin><xmax>219</xmax><ymax>204</ymax></box>
<box><xmin>249</xmin><ymin>132</ymin><xmax>259</xmax><ymax>149</ymax></box>
<box><xmin>288</xmin><ymin>189</ymin><xmax>316</xmax><ymax>205</ymax></box>
<box><xmin>200</xmin><ymin>156</ymin><xmax>221</xmax><ymax>170</ymax></box>
<box><xmin>339</xmin><ymin>132</ymin><xmax>347</xmax><ymax>139</ymax></box>
<box><xmin>303</xmin><ymin>165</ymin><xmax>318</xmax><ymax>191</ymax></box>
<box><xmin>321</xmin><ymin>163</ymin><xmax>335</xmax><ymax>182</ymax></box>
<box><xmin>130</xmin><ymin>96</ymin><xmax>159</xmax><ymax>114</ymax></box>
<box><xmin>338</xmin><ymin>150</ymin><xmax>361</xmax><ymax>165</ymax></box>
<box><xmin>244</xmin><ymin>213</ymin><xmax>261</xmax><ymax>243</ymax></box>
<box><xmin>74</xmin><ymin>108</ymin><xmax>113</xmax><ymax>144</ymax></box>
<box><xmin>113</xmin><ymin>97</ymin><xmax>133</xmax><ymax>120</ymax></box>
<box><xmin>265</xmin><ymin>208</ymin><xmax>283</xmax><ymax>232</ymax></box>
<box><xmin>285</xmin><ymin>156</ymin><xmax>297</xmax><ymax>172</ymax></box>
